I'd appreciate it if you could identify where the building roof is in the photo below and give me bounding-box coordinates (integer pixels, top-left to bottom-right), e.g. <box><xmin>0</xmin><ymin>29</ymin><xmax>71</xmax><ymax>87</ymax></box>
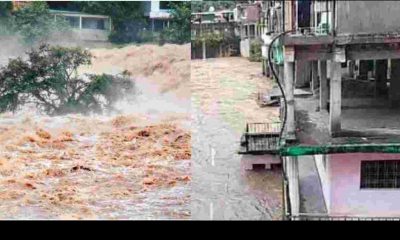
<box><xmin>49</xmin><ymin>10</ymin><xmax>110</xmax><ymax>19</ymax></box>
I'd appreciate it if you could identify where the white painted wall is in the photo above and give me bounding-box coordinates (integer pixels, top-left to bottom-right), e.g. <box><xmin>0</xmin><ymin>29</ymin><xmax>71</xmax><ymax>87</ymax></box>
<box><xmin>316</xmin><ymin>153</ymin><xmax>400</xmax><ymax>217</ymax></box>
<box><xmin>286</xmin><ymin>156</ymin><xmax>300</xmax><ymax>216</ymax></box>
<box><xmin>240</xmin><ymin>39</ymin><xmax>250</xmax><ymax>58</ymax></box>
<box><xmin>151</xmin><ymin>1</ymin><xmax>160</xmax><ymax>12</ymax></box>
<box><xmin>314</xmin><ymin>154</ymin><xmax>331</xmax><ymax>213</ymax></box>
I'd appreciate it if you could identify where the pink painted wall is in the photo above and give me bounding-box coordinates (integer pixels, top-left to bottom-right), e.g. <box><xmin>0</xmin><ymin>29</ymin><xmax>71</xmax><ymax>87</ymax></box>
<box><xmin>328</xmin><ymin>153</ymin><xmax>400</xmax><ymax>217</ymax></box>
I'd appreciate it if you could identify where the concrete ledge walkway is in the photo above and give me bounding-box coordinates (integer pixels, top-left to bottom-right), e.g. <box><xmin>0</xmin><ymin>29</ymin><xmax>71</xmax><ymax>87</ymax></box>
<box><xmin>298</xmin><ymin>156</ymin><xmax>327</xmax><ymax>214</ymax></box>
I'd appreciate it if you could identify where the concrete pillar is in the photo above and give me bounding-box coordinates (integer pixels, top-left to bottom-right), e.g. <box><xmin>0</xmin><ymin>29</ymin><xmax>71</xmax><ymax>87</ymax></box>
<box><xmin>202</xmin><ymin>40</ymin><xmax>206</xmax><ymax>60</ymax></box>
<box><xmin>348</xmin><ymin>60</ymin><xmax>355</xmax><ymax>78</ymax></box>
<box><xmin>390</xmin><ymin>59</ymin><xmax>400</xmax><ymax>107</ymax></box>
<box><xmin>375</xmin><ymin>59</ymin><xmax>388</xmax><ymax>97</ymax></box>
<box><xmin>295</xmin><ymin>60</ymin><xmax>311</xmax><ymax>88</ymax></box>
<box><xmin>286</xmin><ymin>156</ymin><xmax>299</xmax><ymax>217</ymax></box>
<box><xmin>284</xmin><ymin>61</ymin><xmax>296</xmax><ymax>141</ymax></box>
<box><xmin>279</xmin><ymin>64</ymin><xmax>284</xmax><ymax>87</ymax></box>
<box><xmin>329</xmin><ymin>61</ymin><xmax>342</xmax><ymax>136</ymax></box>
<box><xmin>359</xmin><ymin>60</ymin><xmax>369</xmax><ymax>80</ymax></box>
<box><xmin>327</xmin><ymin>60</ymin><xmax>331</xmax><ymax>81</ymax></box>
<box><xmin>262</xmin><ymin>60</ymin><xmax>266</xmax><ymax>76</ymax></box>
<box><xmin>319</xmin><ymin>60</ymin><xmax>328</xmax><ymax>111</ymax></box>
<box><xmin>311</xmin><ymin>61</ymin><xmax>319</xmax><ymax>95</ymax></box>
<box><xmin>79</xmin><ymin>16</ymin><xmax>82</xmax><ymax>29</ymax></box>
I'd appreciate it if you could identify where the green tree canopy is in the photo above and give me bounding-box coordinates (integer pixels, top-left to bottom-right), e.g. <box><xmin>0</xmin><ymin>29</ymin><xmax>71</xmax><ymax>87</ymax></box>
<box><xmin>12</xmin><ymin>2</ymin><xmax>69</xmax><ymax>44</ymax></box>
<box><xmin>0</xmin><ymin>1</ymin><xmax>12</xmax><ymax>17</ymax></box>
<box><xmin>0</xmin><ymin>44</ymin><xmax>134</xmax><ymax>115</ymax></box>
<box><xmin>164</xmin><ymin>1</ymin><xmax>191</xmax><ymax>44</ymax></box>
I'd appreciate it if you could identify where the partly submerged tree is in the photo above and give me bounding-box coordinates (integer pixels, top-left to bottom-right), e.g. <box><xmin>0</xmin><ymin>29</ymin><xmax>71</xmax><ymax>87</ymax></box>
<box><xmin>0</xmin><ymin>44</ymin><xmax>134</xmax><ymax>115</ymax></box>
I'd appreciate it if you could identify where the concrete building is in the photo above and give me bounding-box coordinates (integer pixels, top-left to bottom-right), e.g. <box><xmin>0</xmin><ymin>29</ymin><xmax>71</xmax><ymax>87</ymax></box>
<box><xmin>191</xmin><ymin>7</ymin><xmax>239</xmax><ymax>59</ymax></box>
<box><xmin>50</xmin><ymin>10</ymin><xmax>111</xmax><ymax>42</ymax></box>
<box><xmin>236</xmin><ymin>2</ymin><xmax>263</xmax><ymax>58</ymax></box>
<box><xmin>239</xmin><ymin>0</ymin><xmax>400</xmax><ymax>220</ymax></box>
<box><xmin>143</xmin><ymin>1</ymin><xmax>173</xmax><ymax>32</ymax></box>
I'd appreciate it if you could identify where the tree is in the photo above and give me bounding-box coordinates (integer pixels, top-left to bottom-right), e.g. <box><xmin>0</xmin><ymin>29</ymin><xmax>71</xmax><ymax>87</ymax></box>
<box><xmin>0</xmin><ymin>1</ymin><xmax>12</xmax><ymax>17</ymax></box>
<box><xmin>164</xmin><ymin>2</ymin><xmax>191</xmax><ymax>44</ymax></box>
<box><xmin>12</xmin><ymin>1</ymin><xmax>69</xmax><ymax>44</ymax></box>
<box><xmin>0</xmin><ymin>44</ymin><xmax>134</xmax><ymax>115</ymax></box>
<box><xmin>0</xmin><ymin>1</ymin><xmax>13</xmax><ymax>35</ymax></box>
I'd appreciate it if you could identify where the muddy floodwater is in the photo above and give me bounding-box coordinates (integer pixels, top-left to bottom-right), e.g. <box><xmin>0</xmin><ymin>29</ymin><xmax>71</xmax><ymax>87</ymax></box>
<box><xmin>0</xmin><ymin>44</ymin><xmax>191</xmax><ymax>220</ymax></box>
<box><xmin>191</xmin><ymin>57</ymin><xmax>283</xmax><ymax>220</ymax></box>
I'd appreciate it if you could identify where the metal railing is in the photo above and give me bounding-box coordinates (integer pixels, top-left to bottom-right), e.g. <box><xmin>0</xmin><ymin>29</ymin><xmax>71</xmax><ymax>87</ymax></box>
<box><xmin>290</xmin><ymin>213</ymin><xmax>400</xmax><ymax>221</ymax></box>
<box><xmin>240</xmin><ymin>122</ymin><xmax>281</xmax><ymax>154</ymax></box>
<box><xmin>247</xmin><ymin>122</ymin><xmax>281</xmax><ymax>134</ymax></box>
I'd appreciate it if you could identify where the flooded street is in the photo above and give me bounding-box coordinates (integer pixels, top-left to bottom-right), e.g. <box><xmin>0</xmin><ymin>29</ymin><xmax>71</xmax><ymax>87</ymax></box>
<box><xmin>0</xmin><ymin>44</ymin><xmax>191</xmax><ymax>220</ymax></box>
<box><xmin>191</xmin><ymin>57</ymin><xmax>283</xmax><ymax>220</ymax></box>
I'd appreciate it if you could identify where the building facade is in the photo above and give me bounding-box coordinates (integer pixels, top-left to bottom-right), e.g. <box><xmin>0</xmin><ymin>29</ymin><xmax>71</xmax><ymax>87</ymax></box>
<box><xmin>240</xmin><ymin>0</ymin><xmax>400</xmax><ymax>220</ymax></box>
<box><xmin>50</xmin><ymin>10</ymin><xmax>111</xmax><ymax>42</ymax></box>
<box><xmin>191</xmin><ymin>6</ymin><xmax>239</xmax><ymax>59</ymax></box>
<box><xmin>143</xmin><ymin>1</ymin><xmax>173</xmax><ymax>32</ymax></box>
<box><xmin>236</xmin><ymin>2</ymin><xmax>263</xmax><ymax>58</ymax></box>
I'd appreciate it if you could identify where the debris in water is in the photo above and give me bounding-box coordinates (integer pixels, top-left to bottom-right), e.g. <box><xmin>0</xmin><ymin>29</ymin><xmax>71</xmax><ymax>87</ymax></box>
<box><xmin>71</xmin><ymin>165</ymin><xmax>92</xmax><ymax>172</ymax></box>
<box><xmin>36</xmin><ymin>129</ymin><xmax>52</xmax><ymax>139</ymax></box>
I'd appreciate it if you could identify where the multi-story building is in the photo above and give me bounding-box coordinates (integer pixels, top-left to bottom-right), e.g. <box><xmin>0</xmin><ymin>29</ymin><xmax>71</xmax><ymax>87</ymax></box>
<box><xmin>143</xmin><ymin>1</ymin><xmax>173</xmax><ymax>32</ymax></box>
<box><xmin>236</xmin><ymin>1</ymin><xmax>263</xmax><ymax>58</ymax></box>
<box><xmin>239</xmin><ymin>0</ymin><xmax>400</xmax><ymax>220</ymax></box>
<box><xmin>191</xmin><ymin>6</ymin><xmax>239</xmax><ymax>59</ymax></box>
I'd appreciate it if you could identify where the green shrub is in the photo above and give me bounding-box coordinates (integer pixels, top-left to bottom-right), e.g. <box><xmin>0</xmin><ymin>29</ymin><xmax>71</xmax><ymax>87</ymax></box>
<box><xmin>0</xmin><ymin>44</ymin><xmax>134</xmax><ymax>115</ymax></box>
<box><xmin>12</xmin><ymin>2</ymin><xmax>70</xmax><ymax>44</ymax></box>
<box><xmin>249</xmin><ymin>39</ymin><xmax>262</xmax><ymax>62</ymax></box>
<box><xmin>138</xmin><ymin>29</ymin><xmax>161</xmax><ymax>43</ymax></box>
<box><xmin>164</xmin><ymin>2</ymin><xmax>191</xmax><ymax>44</ymax></box>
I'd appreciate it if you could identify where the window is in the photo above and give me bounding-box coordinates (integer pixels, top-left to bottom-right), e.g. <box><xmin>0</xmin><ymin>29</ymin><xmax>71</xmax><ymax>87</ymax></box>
<box><xmin>249</xmin><ymin>24</ymin><xmax>255</xmax><ymax>37</ymax></box>
<box><xmin>82</xmin><ymin>18</ymin><xmax>106</xmax><ymax>30</ymax></box>
<box><xmin>360</xmin><ymin>160</ymin><xmax>400</xmax><ymax>189</ymax></box>
<box><xmin>64</xmin><ymin>16</ymin><xmax>80</xmax><ymax>28</ymax></box>
<box><xmin>160</xmin><ymin>1</ymin><xmax>171</xmax><ymax>10</ymax></box>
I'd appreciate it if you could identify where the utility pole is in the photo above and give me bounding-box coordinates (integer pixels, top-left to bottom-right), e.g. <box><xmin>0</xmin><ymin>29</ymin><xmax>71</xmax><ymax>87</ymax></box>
<box><xmin>200</xmin><ymin>18</ymin><xmax>206</xmax><ymax>60</ymax></box>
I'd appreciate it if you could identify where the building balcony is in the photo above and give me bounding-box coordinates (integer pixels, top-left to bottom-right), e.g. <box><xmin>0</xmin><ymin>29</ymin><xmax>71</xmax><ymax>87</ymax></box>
<box><xmin>285</xmin><ymin>85</ymin><xmax>400</xmax><ymax>156</ymax></box>
<box><xmin>149</xmin><ymin>10</ymin><xmax>172</xmax><ymax>19</ymax></box>
<box><xmin>283</xmin><ymin>27</ymin><xmax>334</xmax><ymax>46</ymax></box>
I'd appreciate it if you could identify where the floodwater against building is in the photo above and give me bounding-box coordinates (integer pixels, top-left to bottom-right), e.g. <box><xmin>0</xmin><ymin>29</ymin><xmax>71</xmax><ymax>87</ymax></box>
<box><xmin>191</xmin><ymin>57</ymin><xmax>282</xmax><ymax>220</ymax></box>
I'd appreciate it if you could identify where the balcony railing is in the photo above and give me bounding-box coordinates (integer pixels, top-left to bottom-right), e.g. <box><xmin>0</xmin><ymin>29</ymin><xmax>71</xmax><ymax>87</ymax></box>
<box><xmin>290</xmin><ymin>214</ymin><xmax>400</xmax><ymax>221</ymax></box>
<box><xmin>239</xmin><ymin>122</ymin><xmax>281</xmax><ymax>154</ymax></box>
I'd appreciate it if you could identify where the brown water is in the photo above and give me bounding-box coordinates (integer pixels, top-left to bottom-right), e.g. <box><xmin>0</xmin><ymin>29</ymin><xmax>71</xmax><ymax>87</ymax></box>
<box><xmin>0</xmin><ymin>99</ymin><xmax>191</xmax><ymax>220</ymax></box>
<box><xmin>191</xmin><ymin>57</ymin><xmax>283</xmax><ymax>220</ymax></box>
<box><xmin>0</xmin><ymin>44</ymin><xmax>191</xmax><ymax>220</ymax></box>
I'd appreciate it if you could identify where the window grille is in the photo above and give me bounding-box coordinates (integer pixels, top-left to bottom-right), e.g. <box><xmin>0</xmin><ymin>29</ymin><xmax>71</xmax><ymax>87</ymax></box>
<box><xmin>360</xmin><ymin>160</ymin><xmax>400</xmax><ymax>189</ymax></box>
